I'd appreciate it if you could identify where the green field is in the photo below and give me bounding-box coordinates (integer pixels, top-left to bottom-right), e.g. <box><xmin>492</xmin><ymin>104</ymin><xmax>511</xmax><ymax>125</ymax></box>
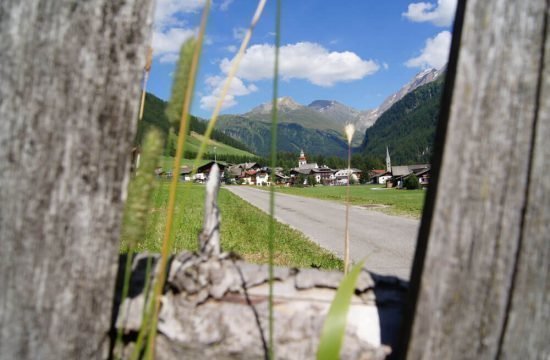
<box><xmin>273</xmin><ymin>184</ymin><xmax>426</xmax><ymax>218</ymax></box>
<box><xmin>125</xmin><ymin>183</ymin><xmax>342</xmax><ymax>270</ymax></box>
<box><xmin>159</xmin><ymin>156</ymin><xmax>210</xmax><ymax>171</ymax></box>
<box><xmin>159</xmin><ymin>131</ymin><xmax>257</xmax><ymax>171</ymax></box>
<box><xmin>186</xmin><ymin>131</ymin><xmax>256</xmax><ymax>157</ymax></box>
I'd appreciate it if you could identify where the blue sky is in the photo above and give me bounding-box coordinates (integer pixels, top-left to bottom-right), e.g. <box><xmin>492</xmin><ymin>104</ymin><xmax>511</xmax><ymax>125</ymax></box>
<box><xmin>147</xmin><ymin>0</ymin><xmax>456</xmax><ymax>118</ymax></box>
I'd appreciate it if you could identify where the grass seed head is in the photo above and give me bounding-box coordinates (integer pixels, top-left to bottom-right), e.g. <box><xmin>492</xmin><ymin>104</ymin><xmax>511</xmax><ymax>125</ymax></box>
<box><xmin>344</xmin><ymin>123</ymin><xmax>355</xmax><ymax>145</ymax></box>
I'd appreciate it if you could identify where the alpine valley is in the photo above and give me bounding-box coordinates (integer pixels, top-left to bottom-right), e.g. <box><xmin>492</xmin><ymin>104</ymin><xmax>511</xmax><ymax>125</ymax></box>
<box><xmin>215</xmin><ymin>68</ymin><xmax>445</xmax><ymax>160</ymax></box>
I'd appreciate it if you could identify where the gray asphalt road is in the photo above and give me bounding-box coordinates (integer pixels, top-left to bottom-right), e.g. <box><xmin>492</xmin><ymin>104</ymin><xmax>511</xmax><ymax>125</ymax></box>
<box><xmin>224</xmin><ymin>186</ymin><xmax>420</xmax><ymax>280</ymax></box>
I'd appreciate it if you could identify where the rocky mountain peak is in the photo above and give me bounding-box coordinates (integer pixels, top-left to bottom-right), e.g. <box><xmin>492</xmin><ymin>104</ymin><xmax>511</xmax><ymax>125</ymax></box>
<box><xmin>356</xmin><ymin>67</ymin><xmax>444</xmax><ymax>131</ymax></box>
<box><xmin>277</xmin><ymin>96</ymin><xmax>302</xmax><ymax>110</ymax></box>
<box><xmin>249</xmin><ymin>96</ymin><xmax>303</xmax><ymax>114</ymax></box>
<box><xmin>307</xmin><ymin>100</ymin><xmax>337</xmax><ymax>111</ymax></box>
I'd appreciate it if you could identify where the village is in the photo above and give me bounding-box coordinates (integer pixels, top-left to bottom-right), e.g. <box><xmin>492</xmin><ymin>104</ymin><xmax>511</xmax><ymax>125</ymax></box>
<box><xmin>155</xmin><ymin>149</ymin><xmax>431</xmax><ymax>189</ymax></box>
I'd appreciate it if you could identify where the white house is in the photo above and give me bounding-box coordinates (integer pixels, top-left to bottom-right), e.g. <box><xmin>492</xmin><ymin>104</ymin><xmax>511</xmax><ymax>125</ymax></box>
<box><xmin>256</xmin><ymin>169</ymin><xmax>270</xmax><ymax>186</ymax></box>
<box><xmin>334</xmin><ymin>168</ymin><xmax>362</xmax><ymax>185</ymax></box>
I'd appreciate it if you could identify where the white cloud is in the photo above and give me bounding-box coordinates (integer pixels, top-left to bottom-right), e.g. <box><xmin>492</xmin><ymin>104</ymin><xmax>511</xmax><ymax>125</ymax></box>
<box><xmin>154</xmin><ymin>0</ymin><xmax>205</xmax><ymax>29</ymax></box>
<box><xmin>219</xmin><ymin>42</ymin><xmax>379</xmax><ymax>87</ymax></box>
<box><xmin>204</xmin><ymin>36</ymin><xmax>214</xmax><ymax>46</ymax></box>
<box><xmin>159</xmin><ymin>53</ymin><xmax>180</xmax><ymax>64</ymax></box>
<box><xmin>219</xmin><ymin>0</ymin><xmax>234</xmax><ymax>11</ymax></box>
<box><xmin>200</xmin><ymin>94</ymin><xmax>237</xmax><ymax>110</ymax></box>
<box><xmin>406</xmin><ymin>31</ymin><xmax>451</xmax><ymax>69</ymax></box>
<box><xmin>233</xmin><ymin>27</ymin><xmax>247</xmax><ymax>40</ymax></box>
<box><xmin>382</xmin><ymin>62</ymin><xmax>389</xmax><ymax>70</ymax></box>
<box><xmin>403</xmin><ymin>0</ymin><xmax>457</xmax><ymax>27</ymax></box>
<box><xmin>201</xmin><ymin>42</ymin><xmax>379</xmax><ymax>110</ymax></box>
<box><xmin>200</xmin><ymin>76</ymin><xmax>258</xmax><ymax>110</ymax></box>
<box><xmin>225</xmin><ymin>45</ymin><xmax>238</xmax><ymax>53</ymax></box>
<box><xmin>152</xmin><ymin>27</ymin><xmax>196</xmax><ymax>63</ymax></box>
<box><xmin>151</xmin><ymin>0</ymin><xmax>206</xmax><ymax>63</ymax></box>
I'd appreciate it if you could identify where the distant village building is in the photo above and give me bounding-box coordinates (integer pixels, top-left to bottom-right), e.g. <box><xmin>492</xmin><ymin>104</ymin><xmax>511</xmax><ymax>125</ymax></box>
<box><xmin>368</xmin><ymin>147</ymin><xmax>430</xmax><ymax>186</ymax></box>
<box><xmin>195</xmin><ymin>161</ymin><xmax>227</xmax><ymax>183</ymax></box>
<box><xmin>289</xmin><ymin>150</ymin><xmax>347</xmax><ymax>185</ymax></box>
<box><xmin>296</xmin><ymin>150</ymin><xmax>319</xmax><ymax>171</ymax></box>
<box><xmin>312</xmin><ymin>166</ymin><xmax>335</xmax><ymax>184</ymax></box>
<box><xmin>334</xmin><ymin>168</ymin><xmax>362</xmax><ymax>185</ymax></box>
<box><xmin>180</xmin><ymin>166</ymin><xmax>192</xmax><ymax>182</ymax></box>
<box><xmin>390</xmin><ymin>164</ymin><xmax>431</xmax><ymax>188</ymax></box>
<box><xmin>369</xmin><ymin>169</ymin><xmax>392</xmax><ymax>184</ymax></box>
<box><xmin>290</xmin><ymin>150</ymin><xmax>324</xmax><ymax>184</ymax></box>
<box><xmin>226</xmin><ymin>162</ymin><xmax>283</xmax><ymax>185</ymax></box>
<box><xmin>368</xmin><ymin>147</ymin><xmax>392</xmax><ymax>184</ymax></box>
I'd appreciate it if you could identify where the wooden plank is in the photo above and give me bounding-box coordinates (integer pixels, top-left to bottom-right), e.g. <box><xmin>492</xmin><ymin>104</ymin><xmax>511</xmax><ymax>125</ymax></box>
<box><xmin>0</xmin><ymin>1</ymin><xmax>153</xmax><ymax>359</ymax></box>
<box><xmin>405</xmin><ymin>0</ymin><xmax>550</xmax><ymax>358</ymax></box>
<box><xmin>499</xmin><ymin>4</ymin><xmax>550</xmax><ymax>358</ymax></box>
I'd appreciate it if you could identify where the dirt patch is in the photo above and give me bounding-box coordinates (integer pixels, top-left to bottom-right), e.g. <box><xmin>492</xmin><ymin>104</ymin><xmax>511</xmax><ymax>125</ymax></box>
<box><xmin>361</xmin><ymin>204</ymin><xmax>390</xmax><ymax>209</ymax></box>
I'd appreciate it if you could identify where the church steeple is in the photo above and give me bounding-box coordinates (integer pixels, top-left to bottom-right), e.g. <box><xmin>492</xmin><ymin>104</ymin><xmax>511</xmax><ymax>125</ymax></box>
<box><xmin>298</xmin><ymin>149</ymin><xmax>307</xmax><ymax>167</ymax></box>
<box><xmin>386</xmin><ymin>146</ymin><xmax>392</xmax><ymax>173</ymax></box>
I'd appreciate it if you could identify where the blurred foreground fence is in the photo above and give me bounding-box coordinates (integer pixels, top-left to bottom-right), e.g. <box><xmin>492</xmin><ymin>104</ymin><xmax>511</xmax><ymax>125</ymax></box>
<box><xmin>0</xmin><ymin>0</ymin><xmax>548</xmax><ymax>359</ymax></box>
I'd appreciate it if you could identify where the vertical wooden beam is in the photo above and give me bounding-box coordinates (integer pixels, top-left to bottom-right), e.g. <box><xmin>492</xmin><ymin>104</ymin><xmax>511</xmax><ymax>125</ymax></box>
<box><xmin>0</xmin><ymin>0</ymin><xmax>153</xmax><ymax>358</ymax></box>
<box><xmin>499</xmin><ymin>3</ymin><xmax>550</xmax><ymax>357</ymax></box>
<box><xmin>404</xmin><ymin>0</ymin><xmax>550</xmax><ymax>358</ymax></box>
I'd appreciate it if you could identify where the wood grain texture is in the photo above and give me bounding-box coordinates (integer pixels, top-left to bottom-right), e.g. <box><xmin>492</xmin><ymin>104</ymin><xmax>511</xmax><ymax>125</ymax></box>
<box><xmin>499</xmin><ymin>4</ymin><xmax>550</xmax><ymax>358</ymax></box>
<box><xmin>0</xmin><ymin>1</ymin><xmax>153</xmax><ymax>359</ymax></box>
<box><xmin>407</xmin><ymin>0</ymin><xmax>550</xmax><ymax>358</ymax></box>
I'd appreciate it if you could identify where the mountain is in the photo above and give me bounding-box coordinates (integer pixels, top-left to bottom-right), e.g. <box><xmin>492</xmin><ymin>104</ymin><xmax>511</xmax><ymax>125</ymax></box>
<box><xmin>244</xmin><ymin>96</ymin><xmax>347</xmax><ymax>131</ymax></box>
<box><xmin>215</xmin><ymin>68</ymin><xmax>446</xmax><ymax>158</ymax></box>
<box><xmin>361</xmin><ymin>74</ymin><xmax>444</xmax><ymax>165</ymax></box>
<box><xmin>216</xmin><ymin>95</ymin><xmax>359</xmax><ymax>157</ymax></box>
<box><xmin>248</xmin><ymin>96</ymin><xmax>303</xmax><ymax>114</ymax></box>
<box><xmin>357</xmin><ymin>67</ymin><xmax>444</xmax><ymax>131</ymax></box>
<box><xmin>216</xmin><ymin>114</ymin><xmax>348</xmax><ymax>157</ymax></box>
<box><xmin>307</xmin><ymin>100</ymin><xmax>360</xmax><ymax>125</ymax></box>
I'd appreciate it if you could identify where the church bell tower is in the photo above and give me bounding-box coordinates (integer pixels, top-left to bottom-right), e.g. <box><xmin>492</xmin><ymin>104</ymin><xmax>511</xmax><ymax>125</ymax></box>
<box><xmin>298</xmin><ymin>149</ymin><xmax>307</xmax><ymax>167</ymax></box>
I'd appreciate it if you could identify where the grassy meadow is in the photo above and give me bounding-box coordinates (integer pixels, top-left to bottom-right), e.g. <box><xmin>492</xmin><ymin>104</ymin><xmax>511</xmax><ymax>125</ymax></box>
<box><xmin>159</xmin><ymin>156</ymin><xmax>209</xmax><ymax>171</ymax></box>
<box><xmin>184</xmin><ymin>131</ymin><xmax>255</xmax><ymax>157</ymax></box>
<box><xmin>124</xmin><ymin>182</ymin><xmax>343</xmax><ymax>270</ymax></box>
<box><xmin>273</xmin><ymin>184</ymin><xmax>426</xmax><ymax>218</ymax></box>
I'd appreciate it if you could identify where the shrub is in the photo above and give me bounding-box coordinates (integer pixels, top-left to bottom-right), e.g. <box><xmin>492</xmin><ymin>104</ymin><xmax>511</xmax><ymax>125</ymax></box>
<box><xmin>404</xmin><ymin>174</ymin><xmax>420</xmax><ymax>190</ymax></box>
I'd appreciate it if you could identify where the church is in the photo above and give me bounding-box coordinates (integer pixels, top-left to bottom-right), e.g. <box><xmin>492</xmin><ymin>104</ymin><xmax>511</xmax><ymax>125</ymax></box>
<box><xmin>291</xmin><ymin>150</ymin><xmax>359</xmax><ymax>185</ymax></box>
<box><xmin>297</xmin><ymin>150</ymin><xmax>319</xmax><ymax>171</ymax></box>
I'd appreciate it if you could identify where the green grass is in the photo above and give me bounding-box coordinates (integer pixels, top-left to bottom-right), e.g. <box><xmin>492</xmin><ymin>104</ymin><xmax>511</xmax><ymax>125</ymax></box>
<box><xmin>159</xmin><ymin>156</ymin><xmax>209</xmax><ymax>171</ymax></box>
<box><xmin>127</xmin><ymin>182</ymin><xmax>343</xmax><ymax>270</ymax></box>
<box><xmin>273</xmin><ymin>184</ymin><xmax>426</xmax><ymax>218</ymax></box>
<box><xmin>186</xmin><ymin>131</ymin><xmax>256</xmax><ymax>157</ymax></box>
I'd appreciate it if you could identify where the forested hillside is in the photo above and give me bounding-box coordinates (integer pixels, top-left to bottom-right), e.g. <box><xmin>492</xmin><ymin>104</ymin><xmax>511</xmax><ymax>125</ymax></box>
<box><xmin>216</xmin><ymin>115</ymin><xmax>349</xmax><ymax>157</ymax></box>
<box><xmin>135</xmin><ymin>93</ymin><xmax>254</xmax><ymax>156</ymax></box>
<box><xmin>361</xmin><ymin>77</ymin><xmax>444</xmax><ymax>165</ymax></box>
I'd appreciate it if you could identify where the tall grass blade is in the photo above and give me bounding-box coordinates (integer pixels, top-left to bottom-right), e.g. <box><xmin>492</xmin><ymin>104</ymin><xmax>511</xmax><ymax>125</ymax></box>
<box><xmin>165</xmin><ymin>41</ymin><xmax>195</xmax><ymax>129</ymax></box>
<box><xmin>192</xmin><ymin>0</ymin><xmax>267</xmax><ymax>172</ymax></box>
<box><xmin>316</xmin><ymin>260</ymin><xmax>365</xmax><ymax>360</ymax></box>
<box><xmin>120</xmin><ymin>129</ymin><xmax>163</xmax><ymax>250</ymax></box>
<box><xmin>268</xmin><ymin>1</ymin><xmax>281</xmax><ymax>359</ymax></box>
<box><xmin>116</xmin><ymin>128</ymin><xmax>162</xmax><ymax>358</ymax></box>
<box><xmin>138</xmin><ymin>47</ymin><xmax>153</xmax><ymax>121</ymax></box>
<box><xmin>139</xmin><ymin>2</ymin><xmax>211</xmax><ymax>359</ymax></box>
<box><xmin>343</xmin><ymin>124</ymin><xmax>355</xmax><ymax>274</ymax></box>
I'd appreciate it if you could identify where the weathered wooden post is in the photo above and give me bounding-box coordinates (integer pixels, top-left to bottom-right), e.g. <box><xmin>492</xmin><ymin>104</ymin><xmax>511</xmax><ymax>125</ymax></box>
<box><xmin>0</xmin><ymin>0</ymin><xmax>154</xmax><ymax>358</ymax></box>
<box><xmin>402</xmin><ymin>0</ymin><xmax>550</xmax><ymax>358</ymax></box>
